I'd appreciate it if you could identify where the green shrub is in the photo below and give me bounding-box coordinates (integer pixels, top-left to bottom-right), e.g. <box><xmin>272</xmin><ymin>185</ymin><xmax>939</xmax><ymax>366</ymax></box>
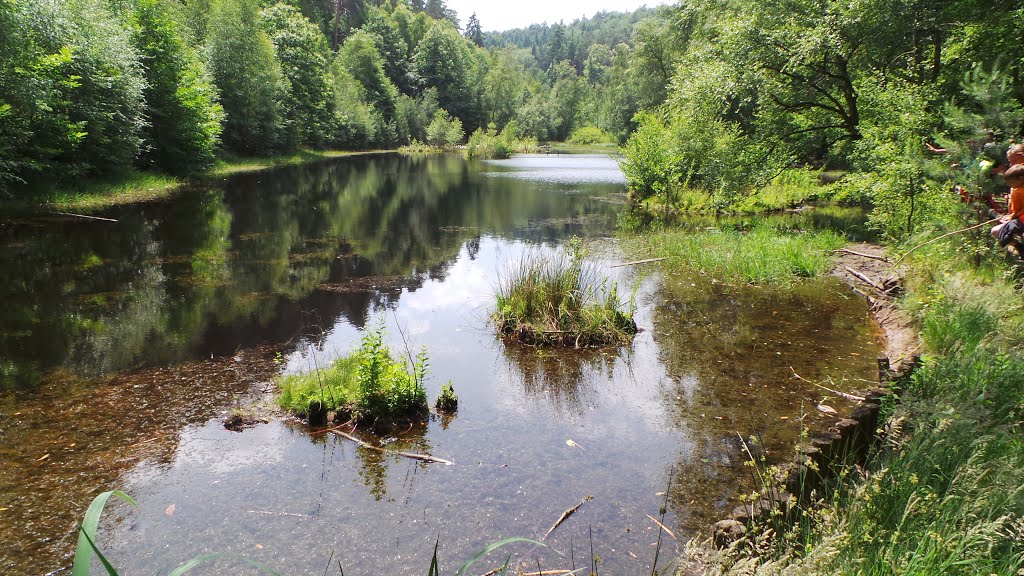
<box><xmin>276</xmin><ymin>324</ymin><xmax>428</xmax><ymax>422</ymax></box>
<box><xmin>467</xmin><ymin>126</ymin><xmax>512</xmax><ymax>159</ymax></box>
<box><xmin>494</xmin><ymin>237</ymin><xmax>637</xmax><ymax>346</ymax></box>
<box><xmin>467</xmin><ymin>122</ymin><xmax>538</xmax><ymax>159</ymax></box>
<box><xmin>567</xmin><ymin>125</ymin><xmax>614</xmax><ymax>145</ymax></box>
<box><xmin>277</xmin><ymin>355</ymin><xmax>359</xmax><ymax>416</ymax></box>
<box><xmin>425</xmin><ymin>110</ymin><xmax>463</xmax><ymax>149</ymax></box>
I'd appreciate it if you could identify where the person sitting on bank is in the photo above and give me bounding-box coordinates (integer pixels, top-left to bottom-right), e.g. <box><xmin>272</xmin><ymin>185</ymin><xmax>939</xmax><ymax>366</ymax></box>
<box><xmin>991</xmin><ymin>163</ymin><xmax>1024</xmax><ymax>256</ymax></box>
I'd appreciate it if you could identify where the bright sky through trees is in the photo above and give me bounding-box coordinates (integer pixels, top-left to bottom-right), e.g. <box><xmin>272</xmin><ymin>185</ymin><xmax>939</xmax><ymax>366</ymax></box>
<box><xmin>445</xmin><ymin>0</ymin><xmax>673</xmax><ymax>31</ymax></box>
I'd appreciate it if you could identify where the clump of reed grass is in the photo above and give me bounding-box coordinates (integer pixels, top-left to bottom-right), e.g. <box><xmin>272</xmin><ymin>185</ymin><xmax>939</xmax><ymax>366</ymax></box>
<box><xmin>627</xmin><ymin>224</ymin><xmax>845</xmax><ymax>286</ymax></box>
<box><xmin>494</xmin><ymin>237</ymin><xmax>637</xmax><ymax>347</ymax></box>
<box><xmin>276</xmin><ymin>323</ymin><xmax>428</xmax><ymax>423</ymax></box>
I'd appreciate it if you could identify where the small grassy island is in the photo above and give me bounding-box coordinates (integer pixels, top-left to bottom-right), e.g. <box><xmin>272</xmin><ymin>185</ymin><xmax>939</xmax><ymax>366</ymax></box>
<box><xmin>494</xmin><ymin>237</ymin><xmax>638</xmax><ymax>347</ymax></box>
<box><xmin>277</xmin><ymin>324</ymin><xmax>444</xmax><ymax>426</ymax></box>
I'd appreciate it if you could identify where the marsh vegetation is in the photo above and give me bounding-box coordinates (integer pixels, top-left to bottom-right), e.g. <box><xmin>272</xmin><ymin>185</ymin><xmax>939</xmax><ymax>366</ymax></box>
<box><xmin>494</xmin><ymin>237</ymin><xmax>637</xmax><ymax>347</ymax></box>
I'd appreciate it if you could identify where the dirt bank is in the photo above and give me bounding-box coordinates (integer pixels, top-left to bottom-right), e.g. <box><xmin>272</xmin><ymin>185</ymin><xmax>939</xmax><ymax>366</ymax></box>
<box><xmin>831</xmin><ymin>242</ymin><xmax>920</xmax><ymax>372</ymax></box>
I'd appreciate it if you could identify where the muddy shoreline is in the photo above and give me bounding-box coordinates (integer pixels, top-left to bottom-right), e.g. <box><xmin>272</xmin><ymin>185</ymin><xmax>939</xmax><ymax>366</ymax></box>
<box><xmin>830</xmin><ymin>242</ymin><xmax>920</xmax><ymax>372</ymax></box>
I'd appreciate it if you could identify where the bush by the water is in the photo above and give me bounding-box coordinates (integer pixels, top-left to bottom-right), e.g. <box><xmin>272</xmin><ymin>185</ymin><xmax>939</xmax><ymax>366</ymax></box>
<box><xmin>494</xmin><ymin>237</ymin><xmax>637</xmax><ymax>346</ymax></box>
<box><xmin>626</xmin><ymin>225</ymin><xmax>845</xmax><ymax>286</ymax></box>
<box><xmin>467</xmin><ymin>121</ymin><xmax>539</xmax><ymax>159</ymax></box>
<box><xmin>567</xmin><ymin>126</ymin><xmax>614</xmax><ymax>145</ymax></box>
<box><xmin>276</xmin><ymin>324</ymin><xmax>428</xmax><ymax>422</ymax></box>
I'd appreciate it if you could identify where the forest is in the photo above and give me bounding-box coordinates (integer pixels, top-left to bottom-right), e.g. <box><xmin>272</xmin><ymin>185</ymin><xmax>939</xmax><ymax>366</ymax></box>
<box><xmin>0</xmin><ymin>0</ymin><xmax>668</xmax><ymax>200</ymax></box>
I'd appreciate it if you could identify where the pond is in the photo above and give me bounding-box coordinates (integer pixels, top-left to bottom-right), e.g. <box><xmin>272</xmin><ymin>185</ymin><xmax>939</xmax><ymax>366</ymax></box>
<box><xmin>0</xmin><ymin>153</ymin><xmax>880</xmax><ymax>575</ymax></box>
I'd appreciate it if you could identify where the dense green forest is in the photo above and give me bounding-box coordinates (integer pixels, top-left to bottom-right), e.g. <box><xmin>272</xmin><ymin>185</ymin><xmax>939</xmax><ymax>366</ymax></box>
<box><xmin>618</xmin><ymin>1</ymin><xmax>1024</xmax><ymax>242</ymax></box>
<box><xmin>0</xmin><ymin>0</ymin><xmax>671</xmax><ymax>199</ymax></box>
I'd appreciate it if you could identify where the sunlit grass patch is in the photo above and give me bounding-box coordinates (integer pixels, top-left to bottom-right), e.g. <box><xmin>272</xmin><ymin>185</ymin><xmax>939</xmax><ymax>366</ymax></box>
<box><xmin>626</xmin><ymin>225</ymin><xmax>845</xmax><ymax>286</ymax></box>
<box><xmin>494</xmin><ymin>237</ymin><xmax>637</xmax><ymax>347</ymax></box>
<box><xmin>732</xmin><ymin>169</ymin><xmax>829</xmax><ymax>213</ymax></box>
<box><xmin>276</xmin><ymin>323</ymin><xmax>428</xmax><ymax>423</ymax></box>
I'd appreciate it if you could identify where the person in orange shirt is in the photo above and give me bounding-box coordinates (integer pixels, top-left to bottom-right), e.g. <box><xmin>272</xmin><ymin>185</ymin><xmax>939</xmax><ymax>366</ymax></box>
<box><xmin>991</xmin><ymin>163</ymin><xmax>1024</xmax><ymax>255</ymax></box>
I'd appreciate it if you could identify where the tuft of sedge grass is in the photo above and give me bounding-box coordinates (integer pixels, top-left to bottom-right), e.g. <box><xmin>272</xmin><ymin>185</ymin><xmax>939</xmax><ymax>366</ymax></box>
<box><xmin>493</xmin><ymin>237</ymin><xmax>637</xmax><ymax>347</ymax></box>
<box><xmin>626</xmin><ymin>224</ymin><xmax>846</xmax><ymax>287</ymax></box>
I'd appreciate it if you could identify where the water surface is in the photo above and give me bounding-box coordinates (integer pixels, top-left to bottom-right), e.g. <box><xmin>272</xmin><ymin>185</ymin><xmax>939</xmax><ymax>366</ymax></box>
<box><xmin>0</xmin><ymin>153</ymin><xmax>879</xmax><ymax>574</ymax></box>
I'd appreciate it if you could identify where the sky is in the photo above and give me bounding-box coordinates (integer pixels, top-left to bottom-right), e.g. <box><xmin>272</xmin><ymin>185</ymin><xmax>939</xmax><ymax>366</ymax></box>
<box><xmin>444</xmin><ymin>0</ymin><xmax>674</xmax><ymax>32</ymax></box>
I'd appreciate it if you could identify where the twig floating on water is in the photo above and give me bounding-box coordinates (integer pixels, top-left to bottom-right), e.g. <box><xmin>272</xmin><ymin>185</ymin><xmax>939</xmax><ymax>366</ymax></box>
<box><xmin>645</xmin><ymin>514</ymin><xmax>677</xmax><ymax>541</ymax></box>
<box><xmin>790</xmin><ymin>367</ymin><xmax>865</xmax><ymax>401</ymax></box>
<box><xmin>248</xmin><ymin>510</ymin><xmax>315</xmax><ymax>520</ymax></box>
<box><xmin>543</xmin><ymin>495</ymin><xmax>593</xmax><ymax>540</ymax></box>
<box><xmin>51</xmin><ymin>211</ymin><xmax>118</xmax><ymax>223</ymax></box>
<box><xmin>329</xmin><ymin>429</ymin><xmax>453</xmax><ymax>465</ymax></box>
<box><xmin>610</xmin><ymin>257</ymin><xmax>668</xmax><ymax>268</ymax></box>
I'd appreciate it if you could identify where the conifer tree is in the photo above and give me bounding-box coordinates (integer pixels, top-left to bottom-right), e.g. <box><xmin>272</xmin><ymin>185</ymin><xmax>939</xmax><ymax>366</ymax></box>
<box><xmin>464</xmin><ymin>13</ymin><xmax>483</xmax><ymax>47</ymax></box>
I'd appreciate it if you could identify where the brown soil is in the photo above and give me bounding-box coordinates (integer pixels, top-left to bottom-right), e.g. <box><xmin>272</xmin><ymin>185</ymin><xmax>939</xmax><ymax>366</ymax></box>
<box><xmin>831</xmin><ymin>242</ymin><xmax>921</xmax><ymax>372</ymax></box>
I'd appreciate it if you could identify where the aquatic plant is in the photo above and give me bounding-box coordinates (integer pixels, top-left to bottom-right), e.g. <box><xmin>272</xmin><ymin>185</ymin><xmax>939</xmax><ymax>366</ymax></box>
<box><xmin>352</xmin><ymin>323</ymin><xmax>428</xmax><ymax>421</ymax></box>
<box><xmin>74</xmin><ymin>489</ymin><xmax>561</xmax><ymax>576</ymax></box>
<box><xmin>434</xmin><ymin>381</ymin><xmax>458</xmax><ymax>413</ymax></box>
<box><xmin>625</xmin><ymin>225</ymin><xmax>846</xmax><ymax>287</ymax></box>
<box><xmin>494</xmin><ymin>237</ymin><xmax>637</xmax><ymax>346</ymax></box>
<box><xmin>276</xmin><ymin>323</ymin><xmax>428</xmax><ymax>423</ymax></box>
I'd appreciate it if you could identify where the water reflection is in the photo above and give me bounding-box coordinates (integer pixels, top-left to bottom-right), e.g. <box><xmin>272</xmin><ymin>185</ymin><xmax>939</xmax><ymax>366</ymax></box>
<box><xmin>0</xmin><ymin>153</ymin><xmax>882</xmax><ymax>575</ymax></box>
<box><xmin>0</xmin><ymin>154</ymin><xmax>622</xmax><ymax>391</ymax></box>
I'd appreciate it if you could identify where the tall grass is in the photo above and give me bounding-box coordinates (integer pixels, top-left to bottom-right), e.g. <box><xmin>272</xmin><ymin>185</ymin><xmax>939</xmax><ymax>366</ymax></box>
<box><xmin>627</xmin><ymin>225</ymin><xmax>846</xmax><ymax>287</ymax></box>
<box><xmin>494</xmin><ymin>238</ymin><xmax>637</xmax><ymax>346</ymax></box>
<box><xmin>687</xmin><ymin>245</ymin><xmax>1024</xmax><ymax>576</ymax></box>
<box><xmin>276</xmin><ymin>324</ymin><xmax>428</xmax><ymax>422</ymax></box>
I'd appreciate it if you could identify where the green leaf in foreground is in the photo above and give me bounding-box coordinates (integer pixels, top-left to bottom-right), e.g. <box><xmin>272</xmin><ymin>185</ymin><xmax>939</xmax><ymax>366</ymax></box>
<box><xmin>73</xmin><ymin>490</ymin><xmax>137</xmax><ymax>576</ymax></box>
<box><xmin>455</xmin><ymin>537</ymin><xmax>549</xmax><ymax>576</ymax></box>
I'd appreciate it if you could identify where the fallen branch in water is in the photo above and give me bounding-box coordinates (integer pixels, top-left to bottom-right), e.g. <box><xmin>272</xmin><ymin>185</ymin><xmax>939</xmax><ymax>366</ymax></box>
<box><xmin>51</xmin><ymin>211</ymin><xmax>118</xmax><ymax>223</ymax></box>
<box><xmin>843</xmin><ymin>266</ymin><xmax>885</xmax><ymax>292</ymax></box>
<box><xmin>790</xmin><ymin>368</ymin><xmax>866</xmax><ymax>401</ymax></box>
<box><xmin>645</xmin><ymin>514</ymin><xmax>677</xmax><ymax>541</ymax></box>
<box><xmin>543</xmin><ymin>495</ymin><xmax>593</xmax><ymax>540</ymax></box>
<box><xmin>247</xmin><ymin>510</ymin><xmax>315</xmax><ymax>519</ymax></box>
<box><xmin>610</xmin><ymin>257</ymin><xmax>667</xmax><ymax>268</ymax></box>
<box><xmin>521</xmin><ymin>571</ymin><xmax>574</xmax><ymax>576</ymax></box>
<box><xmin>830</xmin><ymin>248</ymin><xmax>890</xmax><ymax>262</ymax></box>
<box><xmin>329</xmin><ymin>429</ymin><xmax>453</xmax><ymax>465</ymax></box>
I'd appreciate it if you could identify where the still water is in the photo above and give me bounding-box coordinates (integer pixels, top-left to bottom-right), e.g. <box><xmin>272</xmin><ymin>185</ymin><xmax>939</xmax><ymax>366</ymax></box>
<box><xmin>0</xmin><ymin>153</ymin><xmax>879</xmax><ymax>574</ymax></box>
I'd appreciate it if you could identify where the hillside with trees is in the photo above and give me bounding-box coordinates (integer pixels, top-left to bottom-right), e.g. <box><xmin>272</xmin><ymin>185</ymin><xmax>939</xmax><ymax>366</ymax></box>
<box><xmin>0</xmin><ymin>0</ymin><xmax>673</xmax><ymax>202</ymax></box>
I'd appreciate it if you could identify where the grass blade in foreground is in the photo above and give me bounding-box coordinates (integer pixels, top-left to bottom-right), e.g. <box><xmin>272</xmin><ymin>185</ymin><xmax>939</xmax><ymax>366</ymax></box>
<box><xmin>455</xmin><ymin>537</ymin><xmax>549</xmax><ymax>576</ymax></box>
<box><xmin>73</xmin><ymin>490</ymin><xmax>137</xmax><ymax>576</ymax></box>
